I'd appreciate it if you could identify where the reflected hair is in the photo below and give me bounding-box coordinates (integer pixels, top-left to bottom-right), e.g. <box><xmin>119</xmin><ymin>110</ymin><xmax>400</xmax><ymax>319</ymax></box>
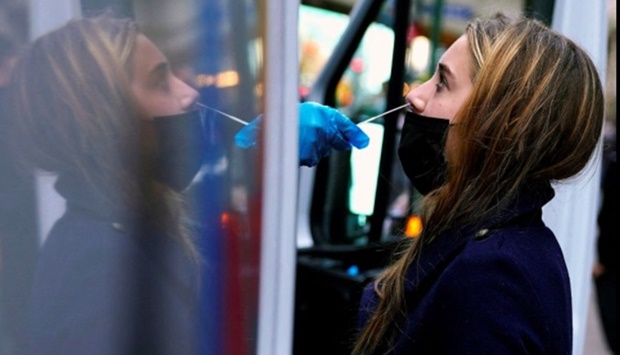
<box><xmin>353</xmin><ymin>13</ymin><xmax>604</xmax><ymax>355</ymax></box>
<box><xmin>9</xmin><ymin>15</ymin><xmax>138</xmax><ymax>187</ymax></box>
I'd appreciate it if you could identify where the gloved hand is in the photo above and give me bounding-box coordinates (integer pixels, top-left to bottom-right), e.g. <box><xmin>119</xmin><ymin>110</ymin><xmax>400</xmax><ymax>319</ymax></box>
<box><xmin>235</xmin><ymin>102</ymin><xmax>370</xmax><ymax>167</ymax></box>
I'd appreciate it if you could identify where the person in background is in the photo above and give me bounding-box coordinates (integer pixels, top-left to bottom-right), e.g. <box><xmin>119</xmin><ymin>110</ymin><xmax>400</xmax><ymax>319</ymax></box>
<box><xmin>6</xmin><ymin>14</ymin><xmax>367</xmax><ymax>354</ymax></box>
<box><xmin>353</xmin><ymin>13</ymin><xmax>604</xmax><ymax>354</ymax></box>
<box><xmin>593</xmin><ymin>126</ymin><xmax>617</xmax><ymax>354</ymax></box>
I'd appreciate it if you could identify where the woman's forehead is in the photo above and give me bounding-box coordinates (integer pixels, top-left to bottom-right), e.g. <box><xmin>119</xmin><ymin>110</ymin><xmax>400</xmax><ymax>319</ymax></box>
<box><xmin>438</xmin><ymin>36</ymin><xmax>472</xmax><ymax>80</ymax></box>
<box><xmin>131</xmin><ymin>34</ymin><xmax>168</xmax><ymax>78</ymax></box>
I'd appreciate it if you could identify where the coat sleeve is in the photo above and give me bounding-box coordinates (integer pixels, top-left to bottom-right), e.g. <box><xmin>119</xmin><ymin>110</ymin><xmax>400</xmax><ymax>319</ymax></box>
<box><xmin>411</xmin><ymin>239</ymin><xmax>571</xmax><ymax>354</ymax></box>
<box><xmin>28</xmin><ymin>233</ymin><xmax>152</xmax><ymax>355</ymax></box>
<box><xmin>357</xmin><ymin>281</ymin><xmax>379</xmax><ymax>331</ymax></box>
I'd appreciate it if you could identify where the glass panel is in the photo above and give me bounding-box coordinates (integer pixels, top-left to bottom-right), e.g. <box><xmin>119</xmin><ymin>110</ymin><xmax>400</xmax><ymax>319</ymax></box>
<box><xmin>0</xmin><ymin>1</ymin><xmax>265</xmax><ymax>354</ymax></box>
<box><xmin>0</xmin><ymin>3</ymin><xmax>40</xmax><ymax>353</ymax></box>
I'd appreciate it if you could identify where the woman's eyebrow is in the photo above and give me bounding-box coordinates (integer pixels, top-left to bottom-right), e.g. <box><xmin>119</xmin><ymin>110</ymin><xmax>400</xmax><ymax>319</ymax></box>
<box><xmin>148</xmin><ymin>61</ymin><xmax>169</xmax><ymax>82</ymax></box>
<box><xmin>438</xmin><ymin>63</ymin><xmax>454</xmax><ymax>80</ymax></box>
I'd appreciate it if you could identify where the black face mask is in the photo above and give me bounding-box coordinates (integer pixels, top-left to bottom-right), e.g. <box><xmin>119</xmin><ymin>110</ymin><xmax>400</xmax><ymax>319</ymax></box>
<box><xmin>398</xmin><ymin>111</ymin><xmax>450</xmax><ymax>195</ymax></box>
<box><xmin>150</xmin><ymin>110</ymin><xmax>207</xmax><ymax>192</ymax></box>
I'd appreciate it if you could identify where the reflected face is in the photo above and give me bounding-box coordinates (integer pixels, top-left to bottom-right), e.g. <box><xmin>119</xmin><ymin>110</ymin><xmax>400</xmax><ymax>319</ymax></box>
<box><xmin>130</xmin><ymin>34</ymin><xmax>198</xmax><ymax>119</ymax></box>
<box><xmin>405</xmin><ymin>35</ymin><xmax>473</xmax><ymax>121</ymax></box>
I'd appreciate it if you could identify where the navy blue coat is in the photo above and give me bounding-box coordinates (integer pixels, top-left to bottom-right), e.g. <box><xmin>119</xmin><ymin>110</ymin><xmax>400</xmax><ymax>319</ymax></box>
<box><xmin>358</xmin><ymin>181</ymin><xmax>572</xmax><ymax>354</ymax></box>
<box><xmin>27</xmin><ymin>175</ymin><xmax>199</xmax><ymax>355</ymax></box>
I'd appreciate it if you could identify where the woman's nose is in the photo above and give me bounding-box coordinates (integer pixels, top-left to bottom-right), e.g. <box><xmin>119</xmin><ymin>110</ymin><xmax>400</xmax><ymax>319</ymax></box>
<box><xmin>405</xmin><ymin>82</ymin><xmax>429</xmax><ymax>113</ymax></box>
<box><xmin>178</xmin><ymin>78</ymin><xmax>200</xmax><ymax>111</ymax></box>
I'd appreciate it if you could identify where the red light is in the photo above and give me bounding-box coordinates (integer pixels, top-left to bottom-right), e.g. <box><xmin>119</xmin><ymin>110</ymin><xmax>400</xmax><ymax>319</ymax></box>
<box><xmin>350</xmin><ymin>58</ymin><xmax>364</xmax><ymax>74</ymax></box>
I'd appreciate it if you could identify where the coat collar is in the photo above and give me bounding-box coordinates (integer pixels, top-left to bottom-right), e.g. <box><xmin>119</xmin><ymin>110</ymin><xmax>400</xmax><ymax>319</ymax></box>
<box><xmin>404</xmin><ymin>180</ymin><xmax>555</xmax><ymax>298</ymax></box>
<box><xmin>54</xmin><ymin>173</ymin><xmax>134</xmax><ymax>228</ymax></box>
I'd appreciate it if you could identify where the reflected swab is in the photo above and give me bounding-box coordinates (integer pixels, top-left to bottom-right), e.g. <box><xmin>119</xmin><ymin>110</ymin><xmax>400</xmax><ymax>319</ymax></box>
<box><xmin>196</xmin><ymin>102</ymin><xmax>249</xmax><ymax>126</ymax></box>
<box><xmin>357</xmin><ymin>103</ymin><xmax>409</xmax><ymax>125</ymax></box>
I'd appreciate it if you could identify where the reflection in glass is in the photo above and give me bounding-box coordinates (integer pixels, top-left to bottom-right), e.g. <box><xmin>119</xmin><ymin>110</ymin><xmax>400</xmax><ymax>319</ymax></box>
<box><xmin>0</xmin><ymin>1</ymin><xmax>265</xmax><ymax>354</ymax></box>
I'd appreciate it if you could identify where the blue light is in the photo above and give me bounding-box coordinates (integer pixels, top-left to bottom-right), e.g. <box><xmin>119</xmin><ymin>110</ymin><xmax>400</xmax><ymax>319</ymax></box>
<box><xmin>346</xmin><ymin>265</ymin><xmax>360</xmax><ymax>276</ymax></box>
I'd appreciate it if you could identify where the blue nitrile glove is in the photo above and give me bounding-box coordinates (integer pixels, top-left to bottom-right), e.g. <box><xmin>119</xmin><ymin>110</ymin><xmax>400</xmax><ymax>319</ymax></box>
<box><xmin>234</xmin><ymin>102</ymin><xmax>370</xmax><ymax>167</ymax></box>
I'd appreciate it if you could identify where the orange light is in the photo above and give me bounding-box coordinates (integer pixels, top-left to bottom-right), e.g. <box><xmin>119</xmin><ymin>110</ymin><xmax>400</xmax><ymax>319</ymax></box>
<box><xmin>221</xmin><ymin>213</ymin><xmax>230</xmax><ymax>225</ymax></box>
<box><xmin>404</xmin><ymin>81</ymin><xmax>422</xmax><ymax>96</ymax></box>
<box><xmin>402</xmin><ymin>83</ymin><xmax>410</xmax><ymax>97</ymax></box>
<box><xmin>194</xmin><ymin>70</ymin><xmax>240</xmax><ymax>88</ymax></box>
<box><xmin>336</xmin><ymin>80</ymin><xmax>354</xmax><ymax>107</ymax></box>
<box><xmin>404</xmin><ymin>214</ymin><xmax>423</xmax><ymax>238</ymax></box>
<box><xmin>216</xmin><ymin>70</ymin><xmax>239</xmax><ymax>88</ymax></box>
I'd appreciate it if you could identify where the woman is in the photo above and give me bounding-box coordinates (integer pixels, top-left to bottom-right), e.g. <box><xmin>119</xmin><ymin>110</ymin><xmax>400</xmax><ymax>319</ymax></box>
<box><xmin>7</xmin><ymin>15</ymin><xmax>207</xmax><ymax>354</ymax></box>
<box><xmin>354</xmin><ymin>13</ymin><xmax>604</xmax><ymax>354</ymax></box>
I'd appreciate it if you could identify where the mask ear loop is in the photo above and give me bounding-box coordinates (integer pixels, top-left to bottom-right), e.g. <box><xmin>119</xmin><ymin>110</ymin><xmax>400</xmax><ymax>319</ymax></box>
<box><xmin>195</xmin><ymin>102</ymin><xmax>249</xmax><ymax>126</ymax></box>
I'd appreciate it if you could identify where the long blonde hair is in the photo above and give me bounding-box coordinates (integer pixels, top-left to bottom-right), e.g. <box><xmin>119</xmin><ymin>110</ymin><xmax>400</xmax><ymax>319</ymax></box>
<box><xmin>8</xmin><ymin>15</ymin><xmax>199</xmax><ymax>263</ymax></box>
<box><xmin>353</xmin><ymin>13</ymin><xmax>604</xmax><ymax>354</ymax></box>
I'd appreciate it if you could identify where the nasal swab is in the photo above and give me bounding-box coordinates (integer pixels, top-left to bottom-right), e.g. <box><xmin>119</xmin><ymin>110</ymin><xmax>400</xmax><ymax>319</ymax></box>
<box><xmin>357</xmin><ymin>103</ymin><xmax>410</xmax><ymax>125</ymax></box>
<box><xmin>196</xmin><ymin>102</ymin><xmax>408</xmax><ymax>127</ymax></box>
<box><xmin>196</xmin><ymin>102</ymin><xmax>249</xmax><ymax>126</ymax></box>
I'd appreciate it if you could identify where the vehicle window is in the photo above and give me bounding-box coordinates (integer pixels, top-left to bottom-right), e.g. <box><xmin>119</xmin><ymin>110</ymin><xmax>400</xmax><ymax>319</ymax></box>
<box><xmin>299</xmin><ymin>4</ymin><xmax>350</xmax><ymax>96</ymax></box>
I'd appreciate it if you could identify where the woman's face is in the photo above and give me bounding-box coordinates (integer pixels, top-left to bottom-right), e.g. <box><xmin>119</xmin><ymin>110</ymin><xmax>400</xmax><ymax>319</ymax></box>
<box><xmin>130</xmin><ymin>34</ymin><xmax>198</xmax><ymax>119</ymax></box>
<box><xmin>405</xmin><ymin>35</ymin><xmax>473</xmax><ymax>121</ymax></box>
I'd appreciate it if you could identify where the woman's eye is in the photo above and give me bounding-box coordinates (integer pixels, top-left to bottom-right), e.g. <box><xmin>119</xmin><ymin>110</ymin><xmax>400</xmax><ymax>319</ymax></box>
<box><xmin>436</xmin><ymin>74</ymin><xmax>447</xmax><ymax>91</ymax></box>
<box><xmin>154</xmin><ymin>75</ymin><xmax>171</xmax><ymax>92</ymax></box>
